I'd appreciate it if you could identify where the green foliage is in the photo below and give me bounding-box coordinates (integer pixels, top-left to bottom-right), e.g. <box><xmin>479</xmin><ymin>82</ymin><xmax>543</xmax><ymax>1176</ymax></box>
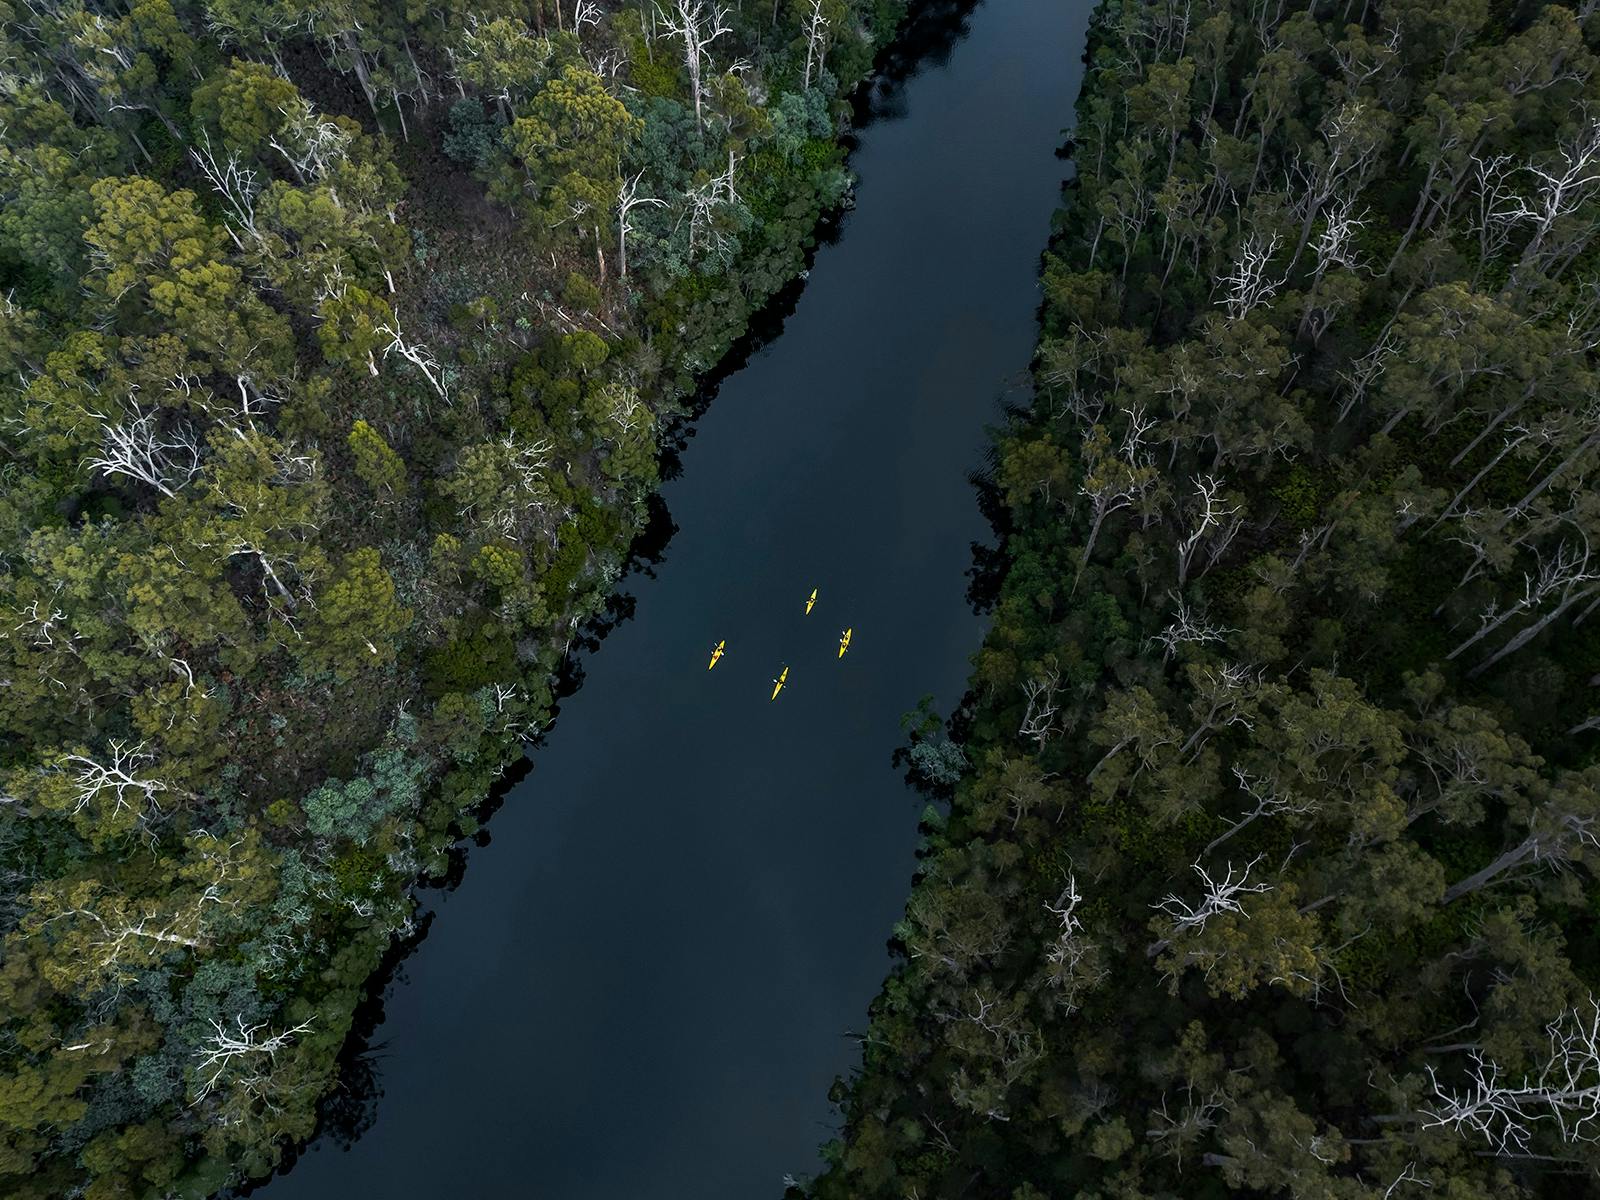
<box><xmin>814</xmin><ymin>2</ymin><xmax>1600</xmax><ymax>1198</ymax></box>
<box><xmin>563</xmin><ymin>271</ymin><xmax>604</xmax><ymax>313</ymax></box>
<box><xmin>908</xmin><ymin>739</ymin><xmax>966</xmax><ymax>786</ymax></box>
<box><xmin>423</xmin><ymin>623</ymin><xmax>519</xmax><ymax>700</ymax></box>
<box><xmin>302</xmin><ymin>548</ymin><xmax>412</xmax><ymax>677</ymax></box>
<box><xmin>497</xmin><ymin>65</ymin><xmax>641</xmax><ymax>226</ymax></box>
<box><xmin>347</xmin><ymin>419</ymin><xmax>407</xmax><ymax>496</ymax></box>
<box><xmin>190</xmin><ymin>59</ymin><xmax>300</xmax><ymax>160</ymax></box>
<box><xmin>441</xmin><ymin>98</ymin><xmax>505</xmax><ymax>172</ymax></box>
<box><xmin>303</xmin><ymin>746</ymin><xmax>424</xmax><ymax>844</ymax></box>
<box><xmin>0</xmin><ymin>0</ymin><xmax>899</xmax><ymax>1191</ymax></box>
<box><xmin>621</xmin><ymin>21</ymin><xmax>682</xmax><ymax>99</ymax></box>
<box><xmin>544</xmin><ymin>495</ymin><xmax>624</xmax><ymax>596</ymax></box>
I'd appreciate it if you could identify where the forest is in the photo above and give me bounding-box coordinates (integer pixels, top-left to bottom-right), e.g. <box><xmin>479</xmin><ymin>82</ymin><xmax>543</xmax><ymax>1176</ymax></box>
<box><xmin>0</xmin><ymin>0</ymin><xmax>905</xmax><ymax>1193</ymax></box>
<box><xmin>809</xmin><ymin>0</ymin><xmax>1600</xmax><ymax>1195</ymax></box>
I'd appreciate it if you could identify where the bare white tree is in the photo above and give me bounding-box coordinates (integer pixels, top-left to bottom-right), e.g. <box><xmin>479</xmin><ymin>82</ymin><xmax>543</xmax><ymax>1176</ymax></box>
<box><xmin>1287</xmin><ymin>100</ymin><xmax>1387</xmax><ymax>265</ymax></box>
<box><xmin>63</xmin><ymin>740</ymin><xmax>169</xmax><ymax>819</ymax></box>
<box><xmin>313</xmin><ymin>265</ymin><xmax>384</xmax><ymax>376</ymax></box>
<box><xmin>193</xmin><ymin>1014</ymin><xmax>315</xmax><ymax>1101</ymax></box>
<box><xmin>1336</xmin><ymin>324</ymin><xmax>1398</xmax><ymax>421</ymax></box>
<box><xmin>1147</xmin><ymin>1083</ymin><xmax>1229</xmax><ymax>1164</ymax></box>
<box><xmin>47</xmin><ymin>901</ymin><xmax>207</xmax><ymax>986</ymax></box>
<box><xmin>485</xmin><ymin>682</ymin><xmax>545</xmax><ymax>739</ymax></box>
<box><xmin>231</xmin><ymin>374</ymin><xmax>282</xmax><ymax>430</ymax></box>
<box><xmin>1149</xmin><ymin>854</ymin><xmax>1272</xmax><ymax>955</ymax></box>
<box><xmin>1468</xmin><ymin>153</ymin><xmax>1525</xmax><ymax>279</ymax></box>
<box><xmin>1216</xmin><ymin>231</ymin><xmax>1286</xmax><ymax>320</ymax></box>
<box><xmin>1490</xmin><ymin>402</ymin><xmax>1600</xmax><ymax>532</ymax></box>
<box><xmin>458</xmin><ymin>434</ymin><xmax>558</xmax><ymax>543</ymax></box>
<box><xmin>1041</xmin><ymin>875</ymin><xmax>1106</xmax><ymax>1012</ymax></box>
<box><xmin>1422</xmin><ymin>997</ymin><xmax>1600</xmax><ymax>1156</ymax></box>
<box><xmin>1429</xmin><ymin>420</ymin><xmax>1538</xmax><ymax>531</ymax></box>
<box><xmin>503</xmin><ymin>431</ymin><xmax>554</xmax><ymax>493</ymax></box>
<box><xmin>86</xmin><ymin>406</ymin><xmax>201</xmax><ymax>498</ymax></box>
<box><xmin>605</xmin><ymin>385</ymin><xmax>650</xmax><ymax>434</ymax></box>
<box><xmin>1381</xmin><ymin>1162</ymin><xmax>1433</xmax><ymax>1198</ymax></box>
<box><xmin>584</xmin><ymin>45</ymin><xmax>627</xmax><ymax>84</ymax></box>
<box><xmin>1447</xmin><ymin>536</ymin><xmax>1600</xmax><ymax>674</ymax></box>
<box><xmin>1441</xmin><ymin>802</ymin><xmax>1598</xmax><ymax>904</ymax></box>
<box><xmin>267</xmin><ymin>97</ymin><xmax>352</xmax><ymax>183</ymax></box>
<box><xmin>1076</xmin><ymin>405</ymin><xmax>1158</xmax><ymax>584</ymax></box>
<box><xmin>484</xmin><ymin>683</ymin><xmax>522</xmax><ymax>723</ymax></box>
<box><xmin>191</xmin><ymin>133</ymin><xmax>263</xmax><ymax>251</ymax></box>
<box><xmin>1151</xmin><ymin>593</ymin><xmax>1235</xmax><ymax>663</ymax></box>
<box><xmin>1506</xmin><ymin>116</ymin><xmax>1600</xmax><ymax>273</ymax></box>
<box><xmin>1175</xmin><ymin>474</ymin><xmax>1244</xmax><ymax>587</ymax></box>
<box><xmin>616</xmin><ymin>170</ymin><xmax>665</xmax><ymax>281</ymax></box>
<box><xmin>1312</xmin><ymin>194</ymin><xmax>1367</xmax><ymax>278</ymax></box>
<box><xmin>947</xmin><ymin>987</ymin><xmax>1044</xmax><ymax>1122</ymax></box>
<box><xmin>1204</xmin><ymin>767</ymin><xmax>1318</xmax><ymax>855</ymax></box>
<box><xmin>1018</xmin><ymin>663</ymin><xmax>1062</xmax><ymax>748</ymax></box>
<box><xmin>654</xmin><ymin>0</ymin><xmax>731</xmax><ymax>129</ymax></box>
<box><xmin>376</xmin><ymin>319</ymin><xmax>450</xmax><ymax>402</ymax></box>
<box><xmin>1178</xmin><ymin>662</ymin><xmax>1260</xmax><ymax>761</ymax></box>
<box><xmin>12</xmin><ymin>587</ymin><xmax>66</xmax><ymax>648</ymax></box>
<box><xmin>168</xmin><ymin>656</ymin><xmax>210</xmax><ymax>697</ymax></box>
<box><xmin>228</xmin><ymin>538</ymin><xmax>308</xmax><ymax>612</ymax></box>
<box><xmin>1044</xmin><ymin>875</ymin><xmax>1085</xmax><ymax>942</ymax></box>
<box><xmin>572</xmin><ymin>0</ymin><xmax>602</xmax><ymax>36</ymax></box>
<box><xmin>802</xmin><ymin>0</ymin><xmax>829</xmax><ymax>89</ymax></box>
<box><xmin>678</xmin><ymin>150</ymin><xmax>742</xmax><ymax>264</ymax></box>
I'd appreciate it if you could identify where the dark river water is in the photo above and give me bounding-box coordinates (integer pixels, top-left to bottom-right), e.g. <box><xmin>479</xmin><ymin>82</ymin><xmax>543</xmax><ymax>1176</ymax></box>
<box><xmin>264</xmin><ymin>2</ymin><xmax>1089</xmax><ymax>1195</ymax></box>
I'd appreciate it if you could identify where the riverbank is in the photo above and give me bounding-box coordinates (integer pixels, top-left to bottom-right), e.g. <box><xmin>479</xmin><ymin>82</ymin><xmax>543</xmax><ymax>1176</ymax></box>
<box><xmin>809</xmin><ymin>0</ymin><xmax>1600</xmax><ymax>1194</ymax></box>
<box><xmin>0</xmin><ymin>5</ymin><xmax>908</xmax><ymax>1195</ymax></box>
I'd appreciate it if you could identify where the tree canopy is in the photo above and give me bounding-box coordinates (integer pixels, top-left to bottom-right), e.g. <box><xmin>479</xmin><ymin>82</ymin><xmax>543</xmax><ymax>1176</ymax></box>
<box><xmin>0</xmin><ymin>0</ymin><xmax>905</xmax><ymax>1192</ymax></box>
<box><xmin>810</xmin><ymin>0</ymin><xmax>1600</xmax><ymax>1195</ymax></box>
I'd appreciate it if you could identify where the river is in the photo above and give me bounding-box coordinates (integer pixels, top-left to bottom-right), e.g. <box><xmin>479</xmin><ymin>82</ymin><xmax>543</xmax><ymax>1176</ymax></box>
<box><xmin>261</xmin><ymin>1</ymin><xmax>1090</xmax><ymax>1195</ymax></box>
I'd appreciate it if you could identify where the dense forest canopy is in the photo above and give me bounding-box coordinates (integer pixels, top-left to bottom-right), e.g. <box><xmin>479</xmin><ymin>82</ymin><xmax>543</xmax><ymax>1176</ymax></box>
<box><xmin>810</xmin><ymin>0</ymin><xmax>1600</xmax><ymax>1195</ymax></box>
<box><xmin>0</xmin><ymin>0</ymin><xmax>906</xmax><ymax>1193</ymax></box>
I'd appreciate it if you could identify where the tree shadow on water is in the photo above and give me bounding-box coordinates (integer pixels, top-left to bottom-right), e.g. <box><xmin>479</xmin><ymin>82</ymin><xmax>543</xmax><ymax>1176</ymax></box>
<box><xmin>654</xmin><ymin>0</ymin><xmax>983</xmax><ymax>485</ymax></box>
<box><xmin>850</xmin><ymin>0</ymin><xmax>980</xmax><ymax>128</ymax></box>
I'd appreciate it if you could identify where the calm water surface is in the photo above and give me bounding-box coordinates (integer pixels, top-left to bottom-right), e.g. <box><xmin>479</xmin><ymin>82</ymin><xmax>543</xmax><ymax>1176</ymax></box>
<box><xmin>265</xmin><ymin>2</ymin><xmax>1090</xmax><ymax>1194</ymax></box>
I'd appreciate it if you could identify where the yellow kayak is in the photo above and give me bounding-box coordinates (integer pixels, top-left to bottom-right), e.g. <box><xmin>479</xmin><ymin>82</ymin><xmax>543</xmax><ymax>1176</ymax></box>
<box><xmin>805</xmin><ymin>588</ymin><xmax>817</xmax><ymax>615</ymax></box>
<box><xmin>708</xmin><ymin>640</ymin><xmax>725</xmax><ymax>670</ymax></box>
<box><xmin>771</xmin><ymin>665</ymin><xmax>789</xmax><ymax>700</ymax></box>
<box><xmin>838</xmin><ymin>628</ymin><xmax>852</xmax><ymax>658</ymax></box>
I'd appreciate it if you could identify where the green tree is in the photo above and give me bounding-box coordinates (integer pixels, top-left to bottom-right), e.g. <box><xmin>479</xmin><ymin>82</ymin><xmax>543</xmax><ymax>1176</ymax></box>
<box><xmin>499</xmin><ymin>65</ymin><xmax>642</xmax><ymax>277</ymax></box>
<box><xmin>347</xmin><ymin>419</ymin><xmax>406</xmax><ymax>495</ymax></box>
<box><xmin>300</xmin><ymin>547</ymin><xmax>410</xmax><ymax>677</ymax></box>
